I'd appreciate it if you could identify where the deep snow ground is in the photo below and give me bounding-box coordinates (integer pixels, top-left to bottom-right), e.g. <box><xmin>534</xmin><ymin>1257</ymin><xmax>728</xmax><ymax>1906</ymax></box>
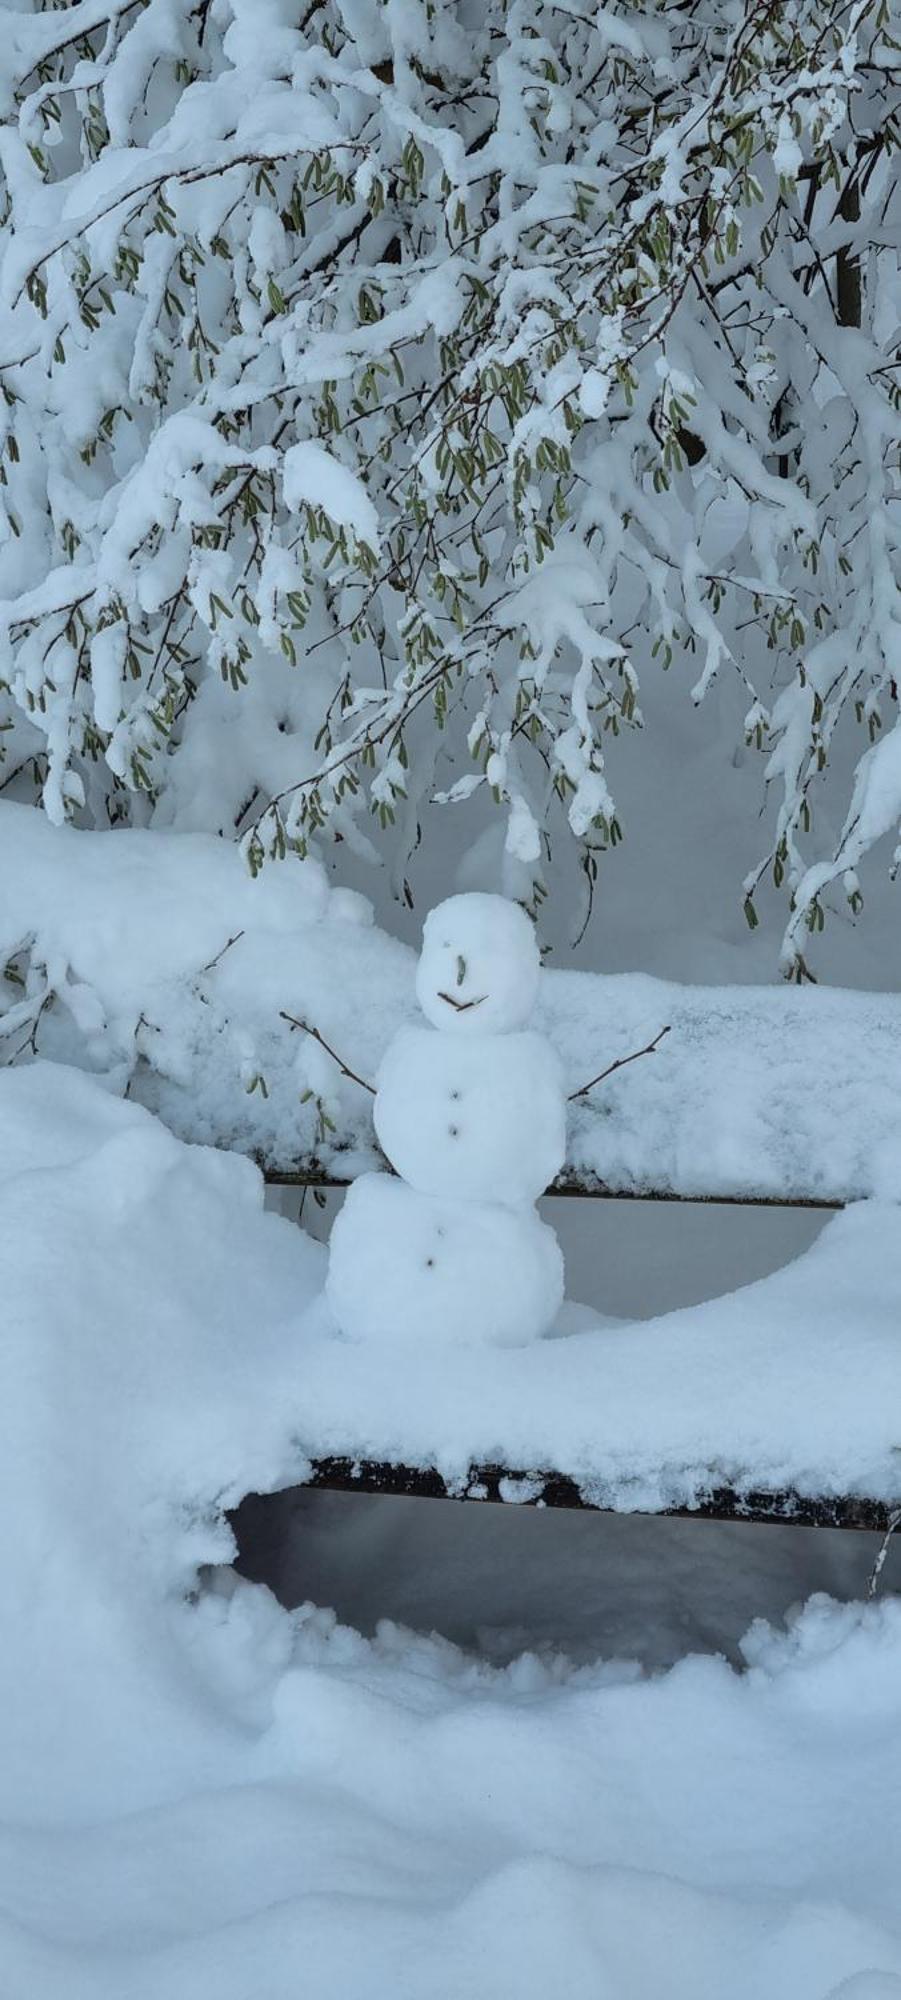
<box><xmin>3</xmin><ymin>1063</ymin><xmax>901</xmax><ymax>1999</ymax></box>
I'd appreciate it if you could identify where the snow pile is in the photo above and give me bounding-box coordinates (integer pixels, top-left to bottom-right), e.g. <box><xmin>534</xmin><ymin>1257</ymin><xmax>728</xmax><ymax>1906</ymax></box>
<box><xmin>0</xmin><ymin>800</ymin><xmax>409</xmax><ymax>1165</ymax></box>
<box><xmin>4</xmin><ymin>1061</ymin><xmax>901</xmax><ymax>1998</ymax></box>
<box><xmin>3</xmin><ymin>803</ymin><xmax>901</xmax><ymax>1202</ymax></box>
<box><xmin>0</xmin><ymin>1060</ymin><xmax>324</xmax><ymax>1819</ymax></box>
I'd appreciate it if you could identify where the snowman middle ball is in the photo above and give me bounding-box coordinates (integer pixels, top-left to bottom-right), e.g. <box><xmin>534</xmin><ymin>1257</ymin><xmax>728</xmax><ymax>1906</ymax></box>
<box><xmin>374</xmin><ymin>1026</ymin><xmax>566</xmax><ymax>1206</ymax></box>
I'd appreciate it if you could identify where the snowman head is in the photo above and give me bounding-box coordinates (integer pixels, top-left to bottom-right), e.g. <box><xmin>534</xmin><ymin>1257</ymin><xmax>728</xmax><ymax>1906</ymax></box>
<box><xmin>416</xmin><ymin>893</ymin><xmax>541</xmax><ymax>1034</ymax></box>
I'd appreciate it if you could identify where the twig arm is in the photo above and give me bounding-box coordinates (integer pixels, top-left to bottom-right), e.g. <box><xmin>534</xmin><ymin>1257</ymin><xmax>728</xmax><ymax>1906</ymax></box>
<box><xmin>280</xmin><ymin>1011</ymin><xmax>376</xmax><ymax>1095</ymax></box>
<box><xmin>198</xmin><ymin>928</ymin><xmax>245</xmax><ymax>975</ymax></box>
<box><xmin>568</xmin><ymin>1024</ymin><xmax>671</xmax><ymax>1103</ymax></box>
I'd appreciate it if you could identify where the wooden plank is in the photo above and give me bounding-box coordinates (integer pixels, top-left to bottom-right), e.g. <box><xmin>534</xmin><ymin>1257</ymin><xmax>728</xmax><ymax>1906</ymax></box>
<box><xmin>259</xmin><ymin>1159</ymin><xmax>843</xmax><ymax>1211</ymax></box>
<box><xmin>289</xmin><ymin>1456</ymin><xmax>901</xmax><ymax>1533</ymax></box>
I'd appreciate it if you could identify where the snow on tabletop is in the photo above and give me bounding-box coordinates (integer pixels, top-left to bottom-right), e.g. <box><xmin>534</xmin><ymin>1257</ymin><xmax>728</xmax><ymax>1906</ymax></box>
<box><xmin>5</xmin><ymin>1065</ymin><xmax>901</xmax><ymax>1996</ymax></box>
<box><xmin>299</xmin><ymin>1192</ymin><xmax>901</xmax><ymax>1508</ymax></box>
<box><xmin>3</xmin><ymin>1055</ymin><xmax>900</xmax><ymax>1526</ymax></box>
<box><xmin>553</xmin><ymin>971</ymin><xmax>901</xmax><ymax>1203</ymax></box>
<box><xmin>3</xmin><ymin>802</ymin><xmax>901</xmax><ymax>1201</ymax></box>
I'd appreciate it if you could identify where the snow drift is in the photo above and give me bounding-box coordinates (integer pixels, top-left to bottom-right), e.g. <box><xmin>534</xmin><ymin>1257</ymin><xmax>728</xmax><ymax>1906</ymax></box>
<box><xmin>2</xmin><ymin>1064</ymin><xmax>901</xmax><ymax>1996</ymax></box>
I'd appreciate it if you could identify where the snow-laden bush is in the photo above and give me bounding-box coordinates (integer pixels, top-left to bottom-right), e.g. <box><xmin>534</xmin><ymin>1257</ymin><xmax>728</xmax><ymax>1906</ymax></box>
<box><xmin>0</xmin><ymin>0</ymin><xmax>896</xmax><ymax>968</ymax></box>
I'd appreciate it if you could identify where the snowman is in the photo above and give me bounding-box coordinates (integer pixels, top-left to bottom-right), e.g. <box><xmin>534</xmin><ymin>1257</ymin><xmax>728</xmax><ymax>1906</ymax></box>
<box><xmin>326</xmin><ymin>893</ymin><xmax>567</xmax><ymax>1347</ymax></box>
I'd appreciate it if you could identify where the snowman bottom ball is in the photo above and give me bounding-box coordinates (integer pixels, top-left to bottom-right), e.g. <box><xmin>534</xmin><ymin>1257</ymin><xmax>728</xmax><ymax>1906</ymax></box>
<box><xmin>326</xmin><ymin>1174</ymin><xmax>564</xmax><ymax>1348</ymax></box>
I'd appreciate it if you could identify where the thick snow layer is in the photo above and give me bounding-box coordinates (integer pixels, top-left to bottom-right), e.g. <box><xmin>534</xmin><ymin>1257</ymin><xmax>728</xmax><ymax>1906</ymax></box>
<box><xmin>0</xmin><ymin>800</ymin><xmax>409</xmax><ymax>1167</ymax></box>
<box><xmin>416</xmin><ymin>892</ymin><xmax>541</xmax><ymax>1033</ymax></box>
<box><xmin>327</xmin><ymin>1173</ymin><xmax>565</xmax><ymax>1346</ymax></box>
<box><xmin>374</xmin><ymin>1026</ymin><xmax>566</xmax><ymax>1204</ymax></box>
<box><xmin>557</xmin><ymin>972</ymin><xmax>901</xmax><ymax>1204</ymax></box>
<box><xmin>4</xmin><ymin>803</ymin><xmax>901</xmax><ymax>1202</ymax></box>
<box><xmin>0</xmin><ymin>1060</ymin><xmax>325</xmax><ymax>1821</ymax></box>
<box><xmin>5</xmin><ymin>1063</ymin><xmax>901</xmax><ymax>1998</ymax></box>
<box><xmin>1</xmin><ymin>1064</ymin><xmax>901</xmax><ymax>1984</ymax></box>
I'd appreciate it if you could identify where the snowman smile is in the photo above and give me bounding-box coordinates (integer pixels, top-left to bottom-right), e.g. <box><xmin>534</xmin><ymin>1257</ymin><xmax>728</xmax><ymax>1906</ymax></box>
<box><xmin>437</xmin><ymin>991</ymin><xmax>487</xmax><ymax>1013</ymax></box>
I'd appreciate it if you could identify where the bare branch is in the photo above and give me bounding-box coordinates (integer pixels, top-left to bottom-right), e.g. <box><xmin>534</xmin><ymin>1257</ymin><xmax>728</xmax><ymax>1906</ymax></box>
<box><xmin>198</xmin><ymin>930</ymin><xmax>245</xmax><ymax>976</ymax></box>
<box><xmin>568</xmin><ymin>1025</ymin><xmax>672</xmax><ymax>1103</ymax></box>
<box><xmin>279</xmin><ymin>1012</ymin><xmax>376</xmax><ymax>1095</ymax></box>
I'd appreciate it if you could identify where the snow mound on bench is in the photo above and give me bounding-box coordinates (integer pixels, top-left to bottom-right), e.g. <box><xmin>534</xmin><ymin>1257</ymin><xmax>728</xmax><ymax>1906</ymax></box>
<box><xmin>0</xmin><ymin>800</ymin><xmax>410</xmax><ymax>1169</ymax></box>
<box><xmin>3</xmin><ymin>1063</ymin><xmax>901</xmax><ymax>1996</ymax></box>
<box><xmin>3</xmin><ymin>802</ymin><xmax>901</xmax><ymax>1202</ymax></box>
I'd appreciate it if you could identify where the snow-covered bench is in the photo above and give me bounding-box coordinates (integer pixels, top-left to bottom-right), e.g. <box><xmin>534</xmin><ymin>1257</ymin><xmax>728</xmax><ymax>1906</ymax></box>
<box><xmin>251</xmin><ymin>1159</ymin><xmax>901</xmax><ymax>1536</ymax></box>
<box><xmin>254</xmin><ymin>971</ymin><xmax>901</xmax><ymax>1539</ymax></box>
<box><xmin>3</xmin><ymin>806</ymin><xmax>901</xmax><ymax>1538</ymax></box>
<box><xmin>4</xmin><ymin>805</ymin><xmax>900</xmax><ymax>1211</ymax></box>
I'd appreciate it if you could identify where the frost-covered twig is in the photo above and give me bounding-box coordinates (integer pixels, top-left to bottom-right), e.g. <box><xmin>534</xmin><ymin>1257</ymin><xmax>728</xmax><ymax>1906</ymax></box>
<box><xmin>867</xmin><ymin>1507</ymin><xmax>901</xmax><ymax>1600</ymax></box>
<box><xmin>0</xmin><ymin>985</ymin><xmax>53</xmax><ymax>1064</ymax></box>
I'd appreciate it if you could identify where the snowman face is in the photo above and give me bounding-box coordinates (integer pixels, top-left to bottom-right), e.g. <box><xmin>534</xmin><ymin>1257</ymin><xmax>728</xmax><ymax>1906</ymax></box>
<box><xmin>415</xmin><ymin>893</ymin><xmax>540</xmax><ymax>1034</ymax></box>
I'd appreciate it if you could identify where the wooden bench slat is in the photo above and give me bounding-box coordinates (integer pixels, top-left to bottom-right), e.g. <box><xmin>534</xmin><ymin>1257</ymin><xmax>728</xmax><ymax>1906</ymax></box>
<box><xmin>259</xmin><ymin>1159</ymin><xmax>843</xmax><ymax>1209</ymax></box>
<box><xmin>236</xmin><ymin>1459</ymin><xmax>901</xmax><ymax>1533</ymax></box>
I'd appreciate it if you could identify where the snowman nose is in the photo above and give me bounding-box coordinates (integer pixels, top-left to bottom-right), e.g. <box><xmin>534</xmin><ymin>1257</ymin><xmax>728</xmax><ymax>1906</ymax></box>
<box><xmin>455</xmin><ymin>955</ymin><xmax>466</xmax><ymax>987</ymax></box>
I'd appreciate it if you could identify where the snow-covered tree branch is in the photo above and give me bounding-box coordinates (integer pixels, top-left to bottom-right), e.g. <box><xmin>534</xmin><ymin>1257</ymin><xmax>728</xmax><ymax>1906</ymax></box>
<box><xmin>0</xmin><ymin>0</ymin><xmax>897</xmax><ymax>969</ymax></box>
